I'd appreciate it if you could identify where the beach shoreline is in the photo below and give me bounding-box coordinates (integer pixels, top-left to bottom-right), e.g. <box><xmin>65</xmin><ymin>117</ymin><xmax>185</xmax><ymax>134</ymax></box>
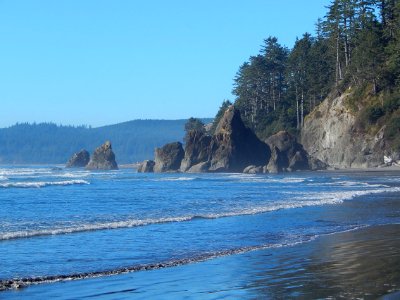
<box><xmin>3</xmin><ymin>223</ymin><xmax>400</xmax><ymax>299</ymax></box>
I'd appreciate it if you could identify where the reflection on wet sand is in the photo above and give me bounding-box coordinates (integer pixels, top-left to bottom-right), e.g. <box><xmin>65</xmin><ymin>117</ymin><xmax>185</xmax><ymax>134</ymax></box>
<box><xmin>248</xmin><ymin>225</ymin><xmax>400</xmax><ymax>299</ymax></box>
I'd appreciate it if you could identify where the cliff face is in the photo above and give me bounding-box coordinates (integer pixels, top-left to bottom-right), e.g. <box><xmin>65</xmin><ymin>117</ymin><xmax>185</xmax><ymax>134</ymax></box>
<box><xmin>301</xmin><ymin>92</ymin><xmax>388</xmax><ymax>168</ymax></box>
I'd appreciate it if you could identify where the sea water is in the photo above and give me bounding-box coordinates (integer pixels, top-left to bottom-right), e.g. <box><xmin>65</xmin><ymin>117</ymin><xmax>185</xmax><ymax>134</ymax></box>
<box><xmin>1</xmin><ymin>166</ymin><xmax>400</xmax><ymax>296</ymax></box>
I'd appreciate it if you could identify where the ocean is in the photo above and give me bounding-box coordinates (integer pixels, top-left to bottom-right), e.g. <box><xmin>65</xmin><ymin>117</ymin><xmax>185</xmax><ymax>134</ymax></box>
<box><xmin>1</xmin><ymin>166</ymin><xmax>400</xmax><ymax>299</ymax></box>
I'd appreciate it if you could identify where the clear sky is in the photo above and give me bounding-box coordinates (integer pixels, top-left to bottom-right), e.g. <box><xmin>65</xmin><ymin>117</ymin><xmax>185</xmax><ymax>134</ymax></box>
<box><xmin>0</xmin><ymin>0</ymin><xmax>331</xmax><ymax>128</ymax></box>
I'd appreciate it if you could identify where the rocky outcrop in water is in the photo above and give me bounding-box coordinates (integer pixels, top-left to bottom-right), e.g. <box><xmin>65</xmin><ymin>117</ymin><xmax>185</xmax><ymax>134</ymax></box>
<box><xmin>66</xmin><ymin>149</ymin><xmax>90</xmax><ymax>168</ymax></box>
<box><xmin>138</xmin><ymin>106</ymin><xmax>326</xmax><ymax>173</ymax></box>
<box><xmin>180</xmin><ymin>130</ymin><xmax>212</xmax><ymax>172</ymax></box>
<box><xmin>86</xmin><ymin>141</ymin><xmax>118</xmax><ymax>170</ymax></box>
<box><xmin>154</xmin><ymin>142</ymin><xmax>184</xmax><ymax>173</ymax></box>
<box><xmin>265</xmin><ymin>131</ymin><xmax>326</xmax><ymax>172</ymax></box>
<box><xmin>208</xmin><ymin>106</ymin><xmax>271</xmax><ymax>172</ymax></box>
<box><xmin>301</xmin><ymin>92</ymin><xmax>393</xmax><ymax>168</ymax></box>
<box><xmin>137</xmin><ymin>160</ymin><xmax>155</xmax><ymax>173</ymax></box>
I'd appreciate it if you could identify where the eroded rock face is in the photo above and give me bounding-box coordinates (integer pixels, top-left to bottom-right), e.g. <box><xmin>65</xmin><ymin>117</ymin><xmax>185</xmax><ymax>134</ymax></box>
<box><xmin>180</xmin><ymin>131</ymin><xmax>212</xmax><ymax>172</ymax></box>
<box><xmin>86</xmin><ymin>141</ymin><xmax>118</xmax><ymax>170</ymax></box>
<box><xmin>301</xmin><ymin>92</ymin><xmax>387</xmax><ymax>168</ymax></box>
<box><xmin>137</xmin><ymin>160</ymin><xmax>155</xmax><ymax>173</ymax></box>
<box><xmin>266</xmin><ymin>131</ymin><xmax>326</xmax><ymax>172</ymax></box>
<box><xmin>208</xmin><ymin>106</ymin><xmax>271</xmax><ymax>172</ymax></box>
<box><xmin>66</xmin><ymin>149</ymin><xmax>90</xmax><ymax>168</ymax></box>
<box><xmin>154</xmin><ymin>142</ymin><xmax>184</xmax><ymax>173</ymax></box>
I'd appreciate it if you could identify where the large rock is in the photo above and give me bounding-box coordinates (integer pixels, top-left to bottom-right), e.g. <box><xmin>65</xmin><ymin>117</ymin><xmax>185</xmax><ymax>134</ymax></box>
<box><xmin>266</xmin><ymin>131</ymin><xmax>326</xmax><ymax>172</ymax></box>
<box><xmin>180</xmin><ymin>130</ymin><xmax>212</xmax><ymax>172</ymax></box>
<box><xmin>154</xmin><ymin>142</ymin><xmax>184</xmax><ymax>172</ymax></box>
<box><xmin>301</xmin><ymin>91</ymin><xmax>388</xmax><ymax>168</ymax></box>
<box><xmin>86</xmin><ymin>141</ymin><xmax>118</xmax><ymax>170</ymax></box>
<box><xmin>137</xmin><ymin>160</ymin><xmax>155</xmax><ymax>173</ymax></box>
<box><xmin>66</xmin><ymin>149</ymin><xmax>90</xmax><ymax>168</ymax></box>
<box><xmin>208</xmin><ymin>106</ymin><xmax>271</xmax><ymax>172</ymax></box>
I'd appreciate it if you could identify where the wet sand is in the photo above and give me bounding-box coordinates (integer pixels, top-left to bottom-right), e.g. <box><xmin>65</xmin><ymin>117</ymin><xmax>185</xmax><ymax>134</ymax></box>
<box><xmin>3</xmin><ymin>224</ymin><xmax>400</xmax><ymax>299</ymax></box>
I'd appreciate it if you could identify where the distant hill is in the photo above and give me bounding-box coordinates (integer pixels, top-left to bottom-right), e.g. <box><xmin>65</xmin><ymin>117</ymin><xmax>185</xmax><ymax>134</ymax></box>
<box><xmin>0</xmin><ymin>119</ymin><xmax>212</xmax><ymax>164</ymax></box>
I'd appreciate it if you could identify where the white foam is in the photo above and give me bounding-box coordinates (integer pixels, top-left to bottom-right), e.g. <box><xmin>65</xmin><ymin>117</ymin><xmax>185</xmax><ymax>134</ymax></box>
<box><xmin>295</xmin><ymin>187</ymin><xmax>400</xmax><ymax>203</ymax></box>
<box><xmin>2</xmin><ymin>186</ymin><xmax>399</xmax><ymax>240</ymax></box>
<box><xmin>52</xmin><ymin>172</ymin><xmax>90</xmax><ymax>179</ymax></box>
<box><xmin>226</xmin><ymin>174</ymin><xmax>306</xmax><ymax>183</ymax></box>
<box><xmin>317</xmin><ymin>181</ymin><xmax>390</xmax><ymax>188</ymax></box>
<box><xmin>0</xmin><ymin>175</ymin><xmax>7</xmax><ymax>181</ymax></box>
<box><xmin>0</xmin><ymin>180</ymin><xmax>89</xmax><ymax>189</ymax></box>
<box><xmin>155</xmin><ymin>177</ymin><xmax>196</xmax><ymax>181</ymax></box>
<box><xmin>0</xmin><ymin>216</ymin><xmax>192</xmax><ymax>240</ymax></box>
<box><xmin>0</xmin><ymin>168</ymin><xmax>53</xmax><ymax>177</ymax></box>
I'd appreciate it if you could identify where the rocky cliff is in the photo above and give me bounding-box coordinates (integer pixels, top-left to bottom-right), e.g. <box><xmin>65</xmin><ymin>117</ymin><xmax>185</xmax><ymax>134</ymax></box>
<box><xmin>301</xmin><ymin>91</ymin><xmax>395</xmax><ymax>168</ymax></box>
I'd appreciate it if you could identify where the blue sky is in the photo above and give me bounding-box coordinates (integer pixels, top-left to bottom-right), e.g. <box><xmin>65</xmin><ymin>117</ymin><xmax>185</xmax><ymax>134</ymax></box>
<box><xmin>0</xmin><ymin>0</ymin><xmax>330</xmax><ymax>128</ymax></box>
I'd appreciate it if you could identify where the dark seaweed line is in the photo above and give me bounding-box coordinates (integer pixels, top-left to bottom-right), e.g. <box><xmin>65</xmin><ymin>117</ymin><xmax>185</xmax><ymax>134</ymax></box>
<box><xmin>0</xmin><ymin>244</ymin><xmax>279</xmax><ymax>292</ymax></box>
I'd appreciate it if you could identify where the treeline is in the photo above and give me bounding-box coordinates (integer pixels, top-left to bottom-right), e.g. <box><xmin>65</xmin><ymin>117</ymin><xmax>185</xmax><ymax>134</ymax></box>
<box><xmin>0</xmin><ymin>120</ymin><xmax>211</xmax><ymax>164</ymax></box>
<box><xmin>231</xmin><ymin>0</ymin><xmax>400</xmax><ymax>139</ymax></box>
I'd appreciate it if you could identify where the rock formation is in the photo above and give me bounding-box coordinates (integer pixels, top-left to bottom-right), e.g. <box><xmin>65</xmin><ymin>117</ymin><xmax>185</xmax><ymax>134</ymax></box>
<box><xmin>137</xmin><ymin>160</ymin><xmax>155</xmax><ymax>173</ymax></box>
<box><xmin>154</xmin><ymin>142</ymin><xmax>184</xmax><ymax>173</ymax></box>
<box><xmin>86</xmin><ymin>141</ymin><xmax>118</xmax><ymax>170</ymax></box>
<box><xmin>180</xmin><ymin>131</ymin><xmax>212</xmax><ymax>172</ymax></box>
<box><xmin>301</xmin><ymin>92</ymin><xmax>391</xmax><ymax>168</ymax></box>
<box><xmin>66</xmin><ymin>149</ymin><xmax>90</xmax><ymax>168</ymax></box>
<box><xmin>138</xmin><ymin>105</ymin><xmax>327</xmax><ymax>173</ymax></box>
<box><xmin>266</xmin><ymin>131</ymin><xmax>326</xmax><ymax>172</ymax></box>
<box><xmin>208</xmin><ymin>106</ymin><xmax>271</xmax><ymax>172</ymax></box>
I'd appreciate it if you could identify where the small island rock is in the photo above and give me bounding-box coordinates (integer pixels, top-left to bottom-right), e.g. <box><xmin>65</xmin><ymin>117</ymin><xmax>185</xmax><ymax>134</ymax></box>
<box><xmin>66</xmin><ymin>149</ymin><xmax>90</xmax><ymax>168</ymax></box>
<box><xmin>86</xmin><ymin>141</ymin><xmax>118</xmax><ymax>170</ymax></box>
<box><xmin>137</xmin><ymin>160</ymin><xmax>155</xmax><ymax>173</ymax></box>
<box><xmin>154</xmin><ymin>142</ymin><xmax>184</xmax><ymax>172</ymax></box>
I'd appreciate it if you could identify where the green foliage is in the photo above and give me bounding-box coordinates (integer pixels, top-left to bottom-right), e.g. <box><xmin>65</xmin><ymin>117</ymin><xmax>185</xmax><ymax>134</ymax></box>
<box><xmin>383</xmin><ymin>93</ymin><xmax>400</xmax><ymax>113</ymax></box>
<box><xmin>386</xmin><ymin>114</ymin><xmax>400</xmax><ymax>139</ymax></box>
<box><xmin>229</xmin><ymin>0</ymin><xmax>400</xmax><ymax>140</ymax></box>
<box><xmin>184</xmin><ymin>117</ymin><xmax>205</xmax><ymax>133</ymax></box>
<box><xmin>366</xmin><ymin>105</ymin><xmax>385</xmax><ymax>124</ymax></box>
<box><xmin>385</xmin><ymin>112</ymin><xmax>400</xmax><ymax>150</ymax></box>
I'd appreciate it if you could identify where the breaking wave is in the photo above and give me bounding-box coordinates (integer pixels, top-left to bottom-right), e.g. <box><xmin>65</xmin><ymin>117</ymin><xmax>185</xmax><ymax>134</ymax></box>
<box><xmin>2</xmin><ymin>186</ymin><xmax>399</xmax><ymax>241</ymax></box>
<box><xmin>0</xmin><ymin>180</ymin><xmax>89</xmax><ymax>189</ymax></box>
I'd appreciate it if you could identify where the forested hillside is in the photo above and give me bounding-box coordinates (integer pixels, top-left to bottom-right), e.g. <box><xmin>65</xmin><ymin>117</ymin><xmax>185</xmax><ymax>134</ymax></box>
<box><xmin>0</xmin><ymin>120</ymin><xmax>210</xmax><ymax>164</ymax></box>
<box><xmin>232</xmin><ymin>0</ymin><xmax>400</xmax><ymax>147</ymax></box>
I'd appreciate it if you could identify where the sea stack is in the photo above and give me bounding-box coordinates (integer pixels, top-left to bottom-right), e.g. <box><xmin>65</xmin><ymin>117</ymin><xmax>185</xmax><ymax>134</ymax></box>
<box><xmin>208</xmin><ymin>105</ymin><xmax>271</xmax><ymax>172</ymax></box>
<box><xmin>154</xmin><ymin>142</ymin><xmax>184</xmax><ymax>172</ymax></box>
<box><xmin>137</xmin><ymin>160</ymin><xmax>155</xmax><ymax>173</ymax></box>
<box><xmin>66</xmin><ymin>149</ymin><xmax>90</xmax><ymax>168</ymax></box>
<box><xmin>86</xmin><ymin>141</ymin><xmax>118</xmax><ymax>170</ymax></box>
